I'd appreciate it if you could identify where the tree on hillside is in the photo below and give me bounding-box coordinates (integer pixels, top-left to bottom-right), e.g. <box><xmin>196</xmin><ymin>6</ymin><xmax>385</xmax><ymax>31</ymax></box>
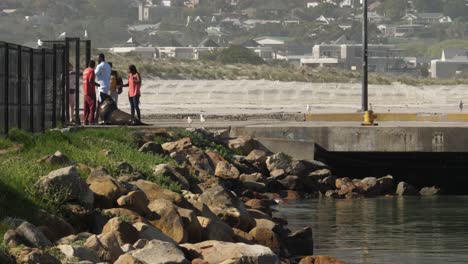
<box><xmin>413</xmin><ymin>0</ymin><xmax>443</xmax><ymax>13</ymax></box>
<box><xmin>447</xmin><ymin>17</ymin><xmax>466</xmax><ymax>38</ymax></box>
<box><xmin>382</xmin><ymin>0</ymin><xmax>407</xmax><ymax>21</ymax></box>
<box><xmin>201</xmin><ymin>45</ymin><xmax>264</xmax><ymax>65</ymax></box>
<box><xmin>443</xmin><ymin>0</ymin><xmax>468</xmax><ymax>20</ymax></box>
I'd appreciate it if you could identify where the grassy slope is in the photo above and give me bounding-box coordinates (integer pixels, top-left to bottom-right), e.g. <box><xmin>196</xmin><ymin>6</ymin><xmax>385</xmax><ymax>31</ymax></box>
<box><xmin>105</xmin><ymin>52</ymin><xmax>468</xmax><ymax>86</ymax></box>
<box><xmin>0</xmin><ymin>128</ymin><xmax>181</xmax><ymax>259</ymax></box>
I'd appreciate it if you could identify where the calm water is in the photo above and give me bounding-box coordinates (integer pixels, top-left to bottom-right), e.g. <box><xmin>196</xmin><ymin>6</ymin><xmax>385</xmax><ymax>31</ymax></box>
<box><xmin>275</xmin><ymin>196</ymin><xmax>468</xmax><ymax>264</ymax></box>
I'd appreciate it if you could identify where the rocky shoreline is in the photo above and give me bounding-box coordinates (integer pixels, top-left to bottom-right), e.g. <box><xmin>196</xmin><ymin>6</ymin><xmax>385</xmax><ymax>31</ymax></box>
<box><xmin>1</xmin><ymin>128</ymin><xmax>438</xmax><ymax>264</ymax></box>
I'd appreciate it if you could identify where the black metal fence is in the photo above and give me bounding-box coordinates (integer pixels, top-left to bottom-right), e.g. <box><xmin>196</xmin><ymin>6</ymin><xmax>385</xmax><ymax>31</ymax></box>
<box><xmin>0</xmin><ymin>42</ymin><xmax>66</xmax><ymax>134</ymax></box>
<box><xmin>0</xmin><ymin>39</ymin><xmax>91</xmax><ymax>134</ymax></box>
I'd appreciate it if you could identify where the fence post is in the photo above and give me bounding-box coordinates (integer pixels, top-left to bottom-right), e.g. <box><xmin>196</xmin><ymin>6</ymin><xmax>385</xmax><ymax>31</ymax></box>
<box><xmin>29</xmin><ymin>48</ymin><xmax>34</xmax><ymax>132</ymax></box>
<box><xmin>4</xmin><ymin>43</ymin><xmax>9</xmax><ymax>134</ymax></box>
<box><xmin>52</xmin><ymin>45</ymin><xmax>57</xmax><ymax>127</ymax></box>
<box><xmin>17</xmin><ymin>46</ymin><xmax>22</xmax><ymax>129</ymax></box>
<box><xmin>60</xmin><ymin>46</ymin><xmax>66</xmax><ymax>126</ymax></box>
<box><xmin>85</xmin><ymin>40</ymin><xmax>91</xmax><ymax>66</ymax></box>
<box><xmin>65</xmin><ymin>39</ymin><xmax>70</xmax><ymax>123</ymax></box>
<box><xmin>75</xmin><ymin>39</ymin><xmax>80</xmax><ymax>125</ymax></box>
<box><xmin>41</xmin><ymin>48</ymin><xmax>46</xmax><ymax>132</ymax></box>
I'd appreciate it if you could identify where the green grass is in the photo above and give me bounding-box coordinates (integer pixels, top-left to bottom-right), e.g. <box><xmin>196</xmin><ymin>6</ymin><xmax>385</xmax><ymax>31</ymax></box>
<box><xmin>0</xmin><ymin>137</ymin><xmax>13</xmax><ymax>150</ymax></box>
<box><xmin>0</xmin><ymin>127</ymin><xmax>183</xmax><ymax>253</ymax></box>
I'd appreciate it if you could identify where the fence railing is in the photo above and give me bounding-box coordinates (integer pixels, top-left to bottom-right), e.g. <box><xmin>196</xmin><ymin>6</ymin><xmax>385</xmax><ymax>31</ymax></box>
<box><xmin>0</xmin><ymin>38</ymin><xmax>91</xmax><ymax>134</ymax></box>
<box><xmin>0</xmin><ymin>42</ymin><xmax>66</xmax><ymax>134</ymax></box>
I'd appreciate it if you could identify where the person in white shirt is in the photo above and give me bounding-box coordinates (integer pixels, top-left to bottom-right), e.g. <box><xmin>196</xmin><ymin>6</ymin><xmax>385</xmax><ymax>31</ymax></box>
<box><xmin>94</xmin><ymin>53</ymin><xmax>111</xmax><ymax>123</ymax></box>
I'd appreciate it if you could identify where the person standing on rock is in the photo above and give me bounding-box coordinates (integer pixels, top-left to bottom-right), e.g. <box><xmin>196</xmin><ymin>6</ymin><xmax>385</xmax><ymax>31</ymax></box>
<box><xmin>123</xmin><ymin>65</ymin><xmax>142</xmax><ymax>123</ymax></box>
<box><xmin>82</xmin><ymin>60</ymin><xmax>100</xmax><ymax>125</ymax></box>
<box><xmin>94</xmin><ymin>53</ymin><xmax>112</xmax><ymax>124</ymax></box>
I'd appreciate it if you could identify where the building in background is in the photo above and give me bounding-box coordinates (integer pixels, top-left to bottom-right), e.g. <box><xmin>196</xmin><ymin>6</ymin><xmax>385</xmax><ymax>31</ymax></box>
<box><xmin>431</xmin><ymin>49</ymin><xmax>468</xmax><ymax>79</ymax></box>
<box><xmin>301</xmin><ymin>44</ymin><xmax>407</xmax><ymax>73</ymax></box>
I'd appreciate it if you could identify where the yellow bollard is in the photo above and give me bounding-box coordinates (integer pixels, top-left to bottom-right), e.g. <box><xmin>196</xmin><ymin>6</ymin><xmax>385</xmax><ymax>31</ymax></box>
<box><xmin>362</xmin><ymin>110</ymin><xmax>378</xmax><ymax>126</ymax></box>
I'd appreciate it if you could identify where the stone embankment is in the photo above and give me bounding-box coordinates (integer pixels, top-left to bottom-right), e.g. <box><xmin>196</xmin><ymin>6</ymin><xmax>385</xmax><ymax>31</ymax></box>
<box><xmin>2</xmin><ymin>128</ymin><xmax>437</xmax><ymax>263</ymax></box>
<box><xmin>2</xmin><ymin>128</ymin><xmax>346</xmax><ymax>264</ymax></box>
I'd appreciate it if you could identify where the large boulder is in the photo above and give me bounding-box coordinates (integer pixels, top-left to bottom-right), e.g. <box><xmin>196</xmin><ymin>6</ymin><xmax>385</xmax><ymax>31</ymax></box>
<box><xmin>248</xmin><ymin>227</ymin><xmax>281</xmax><ymax>255</ymax></box>
<box><xmin>133</xmin><ymin>180</ymin><xmax>186</xmax><ymax>206</ymax></box>
<box><xmin>227</xmin><ymin>137</ymin><xmax>256</xmax><ymax>155</ymax></box>
<box><xmin>115</xmin><ymin>253</ymin><xmax>145</xmax><ymax>264</ymax></box>
<box><xmin>420</xmin><ymin>186</ymin><xmax>440</xmax><ymax>196</ymax></box>
<box><xmin>87</xmin><ymin>170</ymin><xmax>127</xmax><ymax>208</ymax></box>
<box><xmin>11</xmin><ymin>247</ymin><xmax>60</xmax><ymax>264</ymax></box>
<box><xmin>38</xmin><ymin>166</ymin><xmax>94</xmax><ymax>206</ymax></box>
<box><xmin>38</xmin><ymin>150</ymin><xmax>72</xmax><ymax>165</ymax></box>
<box><xmin>102</xmin><ymin>208</ymin><xmax>148</xmax><ymax>225</ymax></box>
<box><xmin>303</xmin><ymin>171</ymin><xmax>328</xmax><ymax>193</ymax></box>
<box><xmin>396</xmin><ymin>182</ymin><xmax>419</xmax><ymax>196</ymax></box>
<box><xmin>117</xmin><ymin>190</ymin><xmax>151</xmax><ymax>217</ymax></box>
<box><xmin>3</xmin><ymin>230</ymin><xmax>23</xmax><ymax>248</ymax></box>
<box><xmin>148</xmin><ymin>199</ymin><xmax>188</xmax><ymax>243</ymax></box>
<box><xmin>319</xmin><ymin>176</ymin><xmax>337</xmax><ymax>193</ymax></box>
<box><xmin>186</xmin><ymin>151</ymin><xmax>215</xmax><ymax>174</ymax></box>
<box><xmin>60</xmin><ymin>203</ymin><xmax>94</xmax><ymax>232</ymax></box>
<box><xmin>57</xmin><ymin>245</ymin><xmax>100</xmax><ymax>263</ymax></box>
<box><xmin>286</xmin><ymin>227</ymin><xmax>314</xmax><ymax>256</ymax></box>
<box><xmin>233</xmin><ymin>228</ymin><xmax>256</xmax><ymax>244</ymax></box>
<box><xmin>37</xmin><ymin>210</ymin><xmax>74</xmax><ymax>242</ymax></box>
<box><xmin>197</xmin><ymin>216</ymin><xmax>234</xmax><ymax>242</ymax></box>
<box><xmin>246</xmin><ymin>149</ymin><xmax>268</xmax><ymax>164</ymax></box>
<box><xmin>56</xmin><ymin>232</ymin><xmax>93</xmax><ymax>245</ymax></box>
<box><xmin>245</xmin><ymin>150</ymin><xmax>269</xmax><ymax>173</ymax></box>
<box><xmin>177</xmin><ymin>207</ymin><xmax>203</xmax><ymax>243</ymax></box>
<box><xmin>244</xmin><ymin>199</ymin><xmax>271</xmax><ymax>216</ymax></box>
<box><xmin>335</xmin><ymin>177</ymin><xmax>352</xmax><ymax>189</ymax></box>
<box><xmin>84</xmin><ymin>232</ymin><xmax>124</xmax><ymax>263</ymax></box>
<box><xmin>265</xmin><ymin>153</ymin><xmax>291</xmax><ymax>173</ymax></box>
<box><xmin>132</xmin><ymin>222</ymin><xmax>176</xmax><ymax>244</ymax></box>
<box><xmin>215</xmin><ymin>161</ymin><xmax>241</xmax><ymax>180</ymax></box>
<box><xmin>278</xmin><ymin>175</ymin><xmax>303</xmax><ymax>191</ymax></box>
<box><xmin>240</xmin><ymin>173</ymin><xmax>266</xmax><ymax>183</ymax></box>
<box><xmin>15</xmin><ymin>222</ymin><xmax>53</xmax><ymax>248</ymax></box>
<box><xmin>299</xmin><ymin>255</ymin><xmax>347</xmax><ymax>264</ymax></box>
<box><xmin>101</xmin><ymin>217</ymin><xmax>139</xmax><ymax>246</ymax></box>
<box><xmin>130</xmin><ymin>240</ymin><xmax>189</xmax><ymax>264</ymax></box>
<box><xmin>139</xmin><ymin>142</ymin><xmax>164</xmax><ymax>155</ymax></box>
<box><xmin>162</xmin><ymin>137</ymin><xmax>192</xmax><ymax>153</ymax></box>
<box><xmin>181</xmin><ymin>240</ymin><xmax>279</xmax><ymax>264</ymax></box>
<box><xmin>377</xmin><ymin>175</ymin><xmax>395</xmax><ymax>195</ymax></box>
<box><xmin>357</xmin><ymin>176</ymin><xmax>395</xmax><ymax>197</ymax></box>
<box><xmin>198</xmin><ymin>185</ymin><xmax>255</xmax><ymax>231</ymax></box>
<box><xmin>205</xmin><ymin>151</ymin><xmax>226</xmax><ymax>169</ymax></box>
<box><xmin>153</xmin><ymin>164</ymin><xmax>190</xmax><ymax>190</ymax></box>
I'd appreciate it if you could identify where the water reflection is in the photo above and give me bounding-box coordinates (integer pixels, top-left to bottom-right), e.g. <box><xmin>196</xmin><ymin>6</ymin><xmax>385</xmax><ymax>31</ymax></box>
<box><xmin>275</xmin><ymin>196</ymin><xmax>468</xmax><ymax>264</ymax></box>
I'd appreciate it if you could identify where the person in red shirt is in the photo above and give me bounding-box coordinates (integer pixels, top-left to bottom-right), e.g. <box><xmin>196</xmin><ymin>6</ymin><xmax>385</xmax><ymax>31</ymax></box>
<box><xmin>82</xmin><ymin>60</ymin><xmax>100</xmax><ymax>125</ymax></box>
<box><xmin>123</xmin><ymin>65</ymin><xmax>142</xmax><ymax>122</ymax></box>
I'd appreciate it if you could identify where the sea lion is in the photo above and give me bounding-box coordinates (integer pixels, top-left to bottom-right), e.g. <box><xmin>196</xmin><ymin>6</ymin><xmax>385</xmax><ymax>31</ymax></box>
<box><xmin>97</xmin><ymin>94</ymin><xmax>145</xmax><ymax>126</ymax></box>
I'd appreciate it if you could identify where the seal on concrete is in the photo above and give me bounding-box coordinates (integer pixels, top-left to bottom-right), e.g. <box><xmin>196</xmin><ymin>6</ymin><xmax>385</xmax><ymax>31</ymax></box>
<box><xmin>98</xmin><ymin>94</ymin><xmax>145</xmax><ymax>126</ymax></box>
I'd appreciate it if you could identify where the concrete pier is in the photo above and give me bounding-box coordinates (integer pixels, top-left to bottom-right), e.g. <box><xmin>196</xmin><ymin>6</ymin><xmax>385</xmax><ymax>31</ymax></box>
<box><xmin>229</xmin><ymin>123</ymin><xmax>468</xmax><ymax>160</ymax></box>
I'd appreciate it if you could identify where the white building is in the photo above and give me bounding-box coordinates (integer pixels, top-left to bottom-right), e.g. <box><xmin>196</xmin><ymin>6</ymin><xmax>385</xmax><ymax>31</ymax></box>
<box><xmin>431</xmin><ymin>48</ymin><xmax>468</xmax><ymax>78</ymax></box>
